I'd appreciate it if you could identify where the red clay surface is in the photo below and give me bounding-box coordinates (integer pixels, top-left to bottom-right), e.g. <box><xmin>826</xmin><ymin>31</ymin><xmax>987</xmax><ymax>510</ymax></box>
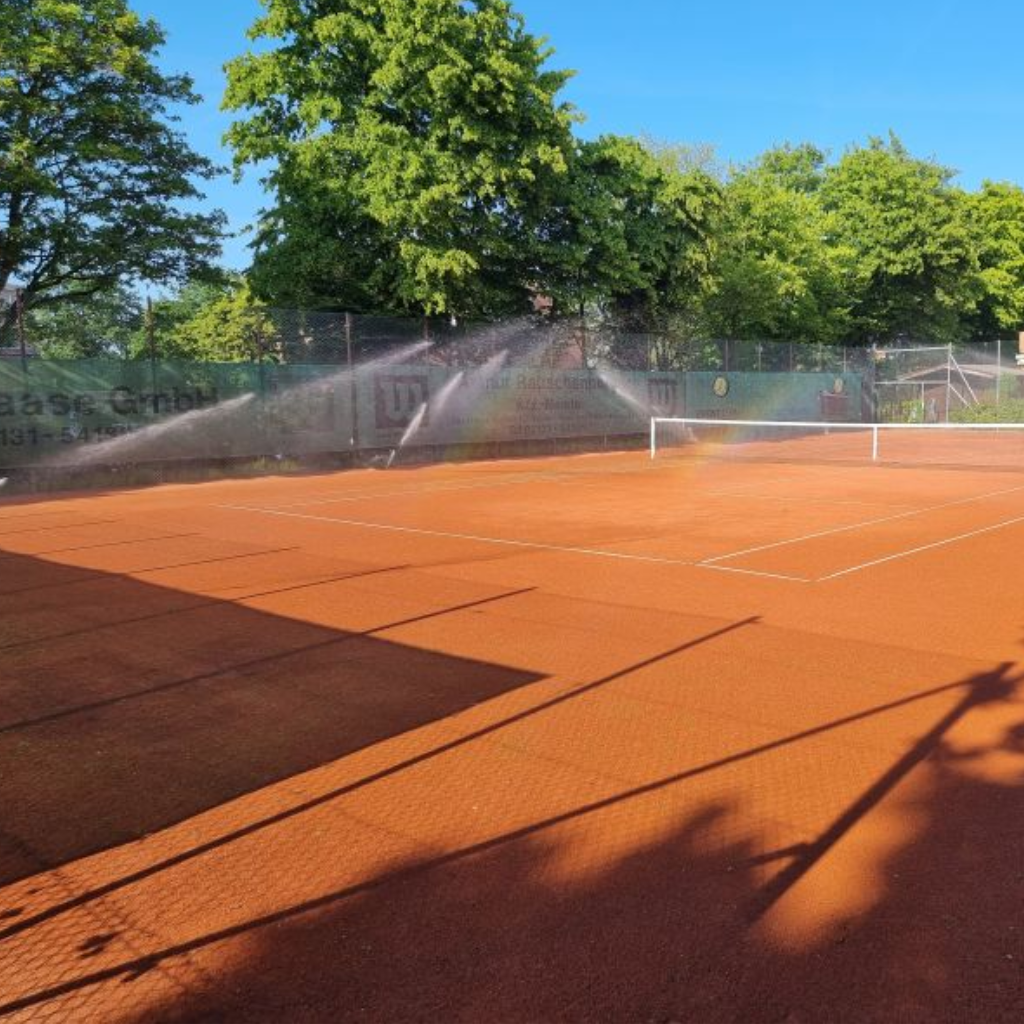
<box><xmin>1</xmin><ymin>450</ymin><xmax>1022</xmax><ymax>1023</ymax></box>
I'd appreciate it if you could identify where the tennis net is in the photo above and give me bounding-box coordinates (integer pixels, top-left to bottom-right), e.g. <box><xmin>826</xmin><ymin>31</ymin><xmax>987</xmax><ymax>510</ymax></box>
<box><xmin>650</xmin><ymin>417</ymin><xmax>1024</xmax><ymax>471</ymax></box>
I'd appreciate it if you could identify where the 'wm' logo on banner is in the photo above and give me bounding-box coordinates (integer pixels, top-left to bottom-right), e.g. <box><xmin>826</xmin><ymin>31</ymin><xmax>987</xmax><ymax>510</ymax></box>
<box><xmin>375</xmin><ymin>374</ymin><xmax>430</xmax><ymax>430</ymax></box>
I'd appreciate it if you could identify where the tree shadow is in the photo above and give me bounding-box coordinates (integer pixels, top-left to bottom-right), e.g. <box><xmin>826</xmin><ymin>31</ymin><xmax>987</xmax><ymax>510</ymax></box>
<box><xmin>7</xmin><ymin>661</ymin><xmax>1018</xmax><ymax>1023</ymax></box>
<box><xmin>0</xmin><ymin>549</ymin><xmax>544</xmax><ymax>886</ymax></box>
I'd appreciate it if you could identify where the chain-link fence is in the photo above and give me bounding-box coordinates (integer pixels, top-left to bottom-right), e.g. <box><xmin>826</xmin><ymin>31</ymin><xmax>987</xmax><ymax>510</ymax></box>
<box><xmin>2</xmin><ymin>297</ymin><xmax>1019</xmax><ymax>377</ymax></box>
<box><xmin>2</xmin><ymin>306</ymin><xmax>1022</xmax><ymax>487</ymax></box>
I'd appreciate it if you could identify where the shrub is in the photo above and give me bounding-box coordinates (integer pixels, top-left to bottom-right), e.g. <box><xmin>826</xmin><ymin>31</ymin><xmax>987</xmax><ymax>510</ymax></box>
<box><xmin>951</xmin><ymin>399</ymin><xmax>1024</xmax><ymax>423</ymax></box>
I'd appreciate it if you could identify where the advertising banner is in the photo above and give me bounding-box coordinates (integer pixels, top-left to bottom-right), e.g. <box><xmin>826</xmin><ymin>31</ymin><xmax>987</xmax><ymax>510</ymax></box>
<box><xmin>0</xmin><ymin>358</ymin><xmax>864</xmax><ymax>467</ymax></box>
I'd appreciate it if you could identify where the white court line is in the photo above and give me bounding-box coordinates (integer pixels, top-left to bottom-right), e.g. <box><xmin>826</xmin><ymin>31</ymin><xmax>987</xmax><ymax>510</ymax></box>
<box><xmin>700</xmin><ymin>481</ymin><xmax>1024</xmax><ymax>565</ymax></box>
<box><xmin>221</xmin><ymin>480</ymin><xmax>1024</xmax><ymax>586</ymax></box>
<box><xmin>697</xmin><ymin>563</ymin><xmax>811</xmax><ymax>583</ymax></box>
<box><xmin>218</xmin><ymin>504</ymin><xmax>700</xmax><ymax>567</ymax></box>
<box><xmin>265</xmin><ymin>455</ymin><xmax>690</xmax><ymax>510</ymax></box>
<box><xmin>219</xmin><ymin>503</ymin><xmax>814</xmax><ymax>581</ymax></box>
<box><xmin>817</xmin><ymin>513</ymin><xmax>1024</xmax><ymax>581</ymax></box>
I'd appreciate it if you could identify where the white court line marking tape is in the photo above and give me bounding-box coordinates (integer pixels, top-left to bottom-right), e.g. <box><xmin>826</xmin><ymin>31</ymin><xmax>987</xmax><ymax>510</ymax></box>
<box><xmin>254</xmin><ymin>453</ymin><xmax>680</xmax><ymax>508</ymax></box>
<box><xmin>218</xmin><ymin>504</ymin><xmax>699</xmax><ymax>567</ymax></box>
<box><xmin>700</xmin><ymin>481</ymin><xmax>1024</xmax><ymax>565</ymax></box>
<box><xmin>220</xmin><ymin>504</ymin><xmax>816</xmax><ymax>582</ymax></box>
<box><xmin>221</xmin><ymin>503</ymin><xmax>819</xmax><ymax>582</ymax></box>
<box><xmin>816</xmin><ymin>513</ymin><xmax>1024</xmax><ymax>581</ymax></box>
<box><xmin>696</xmin><ymin>563</ymin><xmax>812</xmax><ymax>583</ymax></box>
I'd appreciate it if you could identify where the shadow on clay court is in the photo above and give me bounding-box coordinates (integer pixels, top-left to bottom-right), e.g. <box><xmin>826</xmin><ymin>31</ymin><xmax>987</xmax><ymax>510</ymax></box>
<box><xmin>129</xmin><ymin>662</ymin><xmax>1023</xmax><ymax>1024</ymax></box>
<box><xmin>2</xmin><ymin>647</ymin><xmax>1020</xmax><ymax>1022</ymax></box>
<box><xmin>0</xmin><ymin>550</ymin><xmax>544</xmax><ymax>887</ymax></box>
<box><xmin>1</xmin><ymin>522</ymin><xmax>1023</xmax><ymax>1022</ymax></box>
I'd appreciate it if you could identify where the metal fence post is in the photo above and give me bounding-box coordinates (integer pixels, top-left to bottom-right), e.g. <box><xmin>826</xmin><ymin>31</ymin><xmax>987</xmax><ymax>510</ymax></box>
<box><xmin>146</xmin><ymin>297</ymin><xmax>158</xmax><ymax>395</ymax></box>
<box><xmin>996</xmin><ymin>338</ymin><xmax>1002</xmax><ymax>407</ymax></box>
<box><xmin>346</xmin><ymin>312</ymin><xmax>359</xmax><ymax>449</ymax></box>
<box><xmin>15</xmin><ymin>288</ymin><xmax>28</xmax><ymax>376</ymax></box>
<box><xmin>945</xmin><ymin>342</ymin><xmax>953</xmax><ymax>422</ymax></box>
<box><xmin>256</xmin><ymin>324</ymin><xmax>266</xmax><ymax>397</ymax></box>
<box><xmin>578</xmin><ymin>301</ymin><xmax>588</xmax><ymax>369</ymax></box>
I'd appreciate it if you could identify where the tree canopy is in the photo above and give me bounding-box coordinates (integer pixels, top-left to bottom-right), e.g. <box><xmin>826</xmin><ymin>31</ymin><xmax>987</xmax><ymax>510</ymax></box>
<box><xmin>693</xmin><ymin>135</ymin><xmax>1024</xmax><ymax>349</ymax></box>
<box><xmin>25</xmin><ymin>284</ymin><xmax>143</xmax><ymax>358</ymax></box>
<box><xmin>819</xmin><ymin>134</ymin><xmax>980</xmax><ymax>346</ymax></box>
<box><xmin>225</xmin><ymin>0</ymin><xmax>579</xmax><ymax>317</ymax></box>
<box><xmin>968</xmin><ymin>181</ymin><xmax>1024</xmax><ymax>339</ymax></box>
<box><xmin>0</xmin><ymin>0</ymin><xmax>224</xmax><ymax>333</ymax></box>
<box><xmin>700</xmin><ymin>144</ymin><xmax>851</xmax><ymax>347</ymax></box>
<box><xmin>7</xmin><ymin>2</ymin><xmax>1024</xmax><ymax>360</ymax></box>
<box><xmin>538</xmin><ymin>135</ymin><xmax>722</xmax><ymax>327</ymax></box>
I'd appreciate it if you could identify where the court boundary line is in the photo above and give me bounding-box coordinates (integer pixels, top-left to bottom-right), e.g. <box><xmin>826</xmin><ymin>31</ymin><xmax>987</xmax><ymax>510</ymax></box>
<box><xmin>252</xmin><ymin>457</ymin><xmax>693</xmax><ymax>511</ymax></box>
<box><xmin>697</xmin><ymin>563</ymin><xmax>811</xmax><ymax>583</ymax></box>
<box><xmin>704</xmin><ymin>486</ymin><xmax>919</xmax><ymax>511</ymax></box>
<box><xmin>815</xmin><ymin>513</ymin><xmax>1024</xmax><ymax>580</ymax></box>
<box><xmin>218</xmin><ymin>503</ymin><xmax>814</xmax><ymax>582</ymax></box>
<box><xmin>700</xmin><ymin>481</ymin><xmax>1024</xmax><ymax>566</ymax></box>
<box><xmin>217</xmin><ymin>504</ymin><xmax>703</xmax><ymax>569</ymax></box>
<box><xmin>276</xmin><ymin>476</ymin><xmax>919</xmax><ymax>516</ymax></box>
<box><xmin>218</xmin><ymin>479</ymin><xmax>1024</xmax><ymax>586</ymax></box>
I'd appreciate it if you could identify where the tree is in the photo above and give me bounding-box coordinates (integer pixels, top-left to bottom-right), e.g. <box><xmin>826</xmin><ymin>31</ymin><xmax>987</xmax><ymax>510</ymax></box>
<box><xmin>700</xmin><ymin>144</ymin><xmax>852</xmax><ymax>347</ymax></box>
<box><xmin>820</xmin><ymin>134</ymin><xmax>979</xmax><ymax>346</ymax></box>
<box><xmin>26</xmin><ymin>285</ymin><xmax>143</xmax><ymax>358</ymax></box>
<box><xmin>224</xmin><ymin>0</ymin><xmax>577</xmax><ymax>317</ymax></box>
<box><xmin>127</xmin><ymin>277</ymin><xmax>275</xmax><ymax>362</ymax></box>
<box><xmin>967</xmin><ymin>181</ymin><xmax>1024</xmax><ymax>340</ymax></box>
<box><xmin>539</xmin><ymin>135</ymin><xmax>721</xmax><ymax>330</ymax></box>
<box><xmin>172</xmin><ymin>280</ymin><xmax>276</xmax><ymax>362</ymax></box>
<box><xmin>0</xmin><ymin>0</ymin><xmax>224</xmax><ymax>337</ymax></box>
<box><xmin>243</xmin><ymin>177</ymin><xmax>391</xmax><ymax>312</ymax></box>
<box><xmin>638</xmin><ymin>134</ymin><xmax>726</xmax><ymax>182</ymax></box>
<box><xmin>753</xmin><ymin>142</ymin><xmax>828</xmax><ymax>195</ymax></box>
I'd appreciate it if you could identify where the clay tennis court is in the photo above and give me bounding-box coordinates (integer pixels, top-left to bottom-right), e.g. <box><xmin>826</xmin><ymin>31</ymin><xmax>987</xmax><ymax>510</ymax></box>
<box><xmin>1</xmin><ymin>445</ymin><xmax>1022</xmax><ymax>1022</ymax></box>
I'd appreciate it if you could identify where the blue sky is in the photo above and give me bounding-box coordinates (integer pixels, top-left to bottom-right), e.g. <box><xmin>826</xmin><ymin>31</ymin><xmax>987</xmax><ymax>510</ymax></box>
<box><xmin>136</xmin><ymin>0</ymin><xmax>1024</xmax><ymax>269</ymax></box>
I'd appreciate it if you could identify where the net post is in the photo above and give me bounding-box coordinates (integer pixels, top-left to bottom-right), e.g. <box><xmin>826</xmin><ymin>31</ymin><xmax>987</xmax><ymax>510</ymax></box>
<box><xmin>649</xmin><ymin>417</ymin><xmax>656</xmax><ymax>460</ymax></box>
